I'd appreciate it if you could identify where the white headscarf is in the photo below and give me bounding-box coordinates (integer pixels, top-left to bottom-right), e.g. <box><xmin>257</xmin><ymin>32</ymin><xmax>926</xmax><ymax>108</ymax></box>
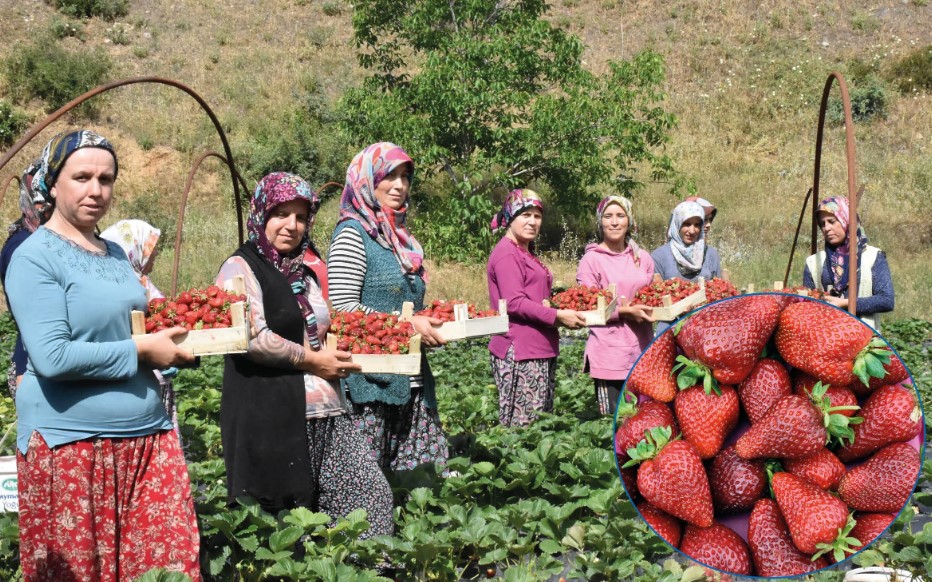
<box><xmin>667</xmin><ymin>201</ymin><xmax>706</xmax><ymax>278</ymax></box>
<box><xmin>100</xmin><ymin>219</ymin><xmax>164</xmax><ymax>300</ymax></box>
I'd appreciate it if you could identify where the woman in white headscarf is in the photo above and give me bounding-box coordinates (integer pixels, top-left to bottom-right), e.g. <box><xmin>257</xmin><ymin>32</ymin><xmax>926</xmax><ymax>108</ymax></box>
<box><xmin>651</xmin><ymin>200</ymin><xmax>721</xmax><ymax>282</ymax></box>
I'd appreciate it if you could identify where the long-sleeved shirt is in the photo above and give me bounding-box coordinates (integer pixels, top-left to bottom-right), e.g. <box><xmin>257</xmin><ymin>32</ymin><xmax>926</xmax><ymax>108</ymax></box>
<box><xmin>651</xmin><ymin>243</ymin><xmax>721</xmax><ymax>282</ymax></box>
<box><xmin>487</xmin><ymin>236</ymin><xmax>559</xmax><ymax>361</ymax></box>
<box><xmin>5</xmin><ymin>227</ymin><xmax>170</xmax><ymax>453</ymax></box>
<box><xmin>802</xmin><ymin>247</ymin><xmax>894</xmax><ymax>316</ymax></box>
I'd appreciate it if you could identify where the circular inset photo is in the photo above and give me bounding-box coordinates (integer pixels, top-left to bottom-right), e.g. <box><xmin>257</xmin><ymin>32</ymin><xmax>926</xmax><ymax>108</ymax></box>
<box><xmin>615</xmin><ymin>293</ymin><xmax>925</xmax><ymax>578</ymax></box>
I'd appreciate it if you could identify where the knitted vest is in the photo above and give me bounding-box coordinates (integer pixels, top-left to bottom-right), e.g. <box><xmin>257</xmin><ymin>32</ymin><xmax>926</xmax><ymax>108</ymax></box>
<box><xmin>334</xmin><ymin>220</ymin><xmax>436</xmax><ymax>407</ymax></box>
<box><xmin>805</xmin><ymin>245</ymin><xmax>879</xmax><ymax>329</ymax></box>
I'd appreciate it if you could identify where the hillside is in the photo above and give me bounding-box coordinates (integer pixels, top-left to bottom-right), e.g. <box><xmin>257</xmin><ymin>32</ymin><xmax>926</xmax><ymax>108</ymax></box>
<box><xmin>0</xmin><ymin>0</ymin><xmax>929</xmax><ymax>317</ymax></box>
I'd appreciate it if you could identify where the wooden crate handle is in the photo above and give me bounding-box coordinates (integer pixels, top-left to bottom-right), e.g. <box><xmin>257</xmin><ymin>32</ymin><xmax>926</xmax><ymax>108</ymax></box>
<box><xmin>453</xmin><ymin>302</ymin><xmax>469</xmax><ymax>322</ymax></box>
<box><xmin>662</xmin><ymin>295</ymin><xmax>673</xmax><ymax>307</ymax></box>
<box><xmin>400</xmin><ymin>302</ymin><xmax>415</xmax><ymax>320</ymax></box>
<box><xmin>409</xmin><ymin>333</ymin><xmax>421</xmax><ymax>355</ymax></box>
<box><xmin>498</xmin><ymin>298</ymin><xmax>507</xmax><ymax>315</ymax></box>
<box><xmin>131</xmin><ymin>311</ymin><xmax>146</xmax><ymax>334</ymax></box>
<box><xmin>773</xmin><ymin>280</ymin><xmax>784</xmax><ymax>291</ymax></box>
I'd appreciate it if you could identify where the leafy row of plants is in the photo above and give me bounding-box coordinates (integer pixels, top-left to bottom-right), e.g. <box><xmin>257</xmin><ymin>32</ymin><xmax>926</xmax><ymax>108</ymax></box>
<box><xmin>0</xmin><ymin>314</ymin><xmax>929</xmax><ymax>580</ymax></box>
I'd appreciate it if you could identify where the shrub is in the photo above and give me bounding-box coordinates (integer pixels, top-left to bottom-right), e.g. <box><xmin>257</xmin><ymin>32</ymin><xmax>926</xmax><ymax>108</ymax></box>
<box><xmin>0</xmin><ymin>100</ymin><xmax>29</xmax><ymax>148</ymax></box>
<box><xmin>885</xmin><ymin>45</ymin><xmax>932</xmax><ymax>94</ymax></box>
<box><xmin>45</xmin><ymin>0</ymin><xmax>128</xmax><ymax>21</ymax></box>
<box><xmin>828</xmin><ymin>75</ymin><xmax>888</xmax><ymax>123</ymax></box>
<box><xmin>4</xmin><ymin>39</ymin><xmax>112</xmax><ymax>116</ymax></box>
<box><xmin>49</xmin><ymin>16</ymin><xmax>85</xmax><ymax>40</ymax></box>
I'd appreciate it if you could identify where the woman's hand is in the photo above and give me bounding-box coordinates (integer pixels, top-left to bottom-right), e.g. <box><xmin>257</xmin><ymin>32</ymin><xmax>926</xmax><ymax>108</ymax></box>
<box><xmin>556</xmin><ymin>309</ymin><xmax>587</xmax><ymax>329</ymax></box>
<box><xmin>411</xmin><ymin>314</ymin><xmax>448</xmax><ymax>347</ymax></box>
<box><xmin>134</xmin><ymin>328</ymin><xmax>196</xmax><ymax>369</ymax></box>
<box><xmin>618</xmin><ymin>304</ymin><xmax>654</xmax><ymax>324</ymax></box>
<box><xmin>823</xmin><ymin>295</ymin><xmax>849</xmax><ymax>309</ymax></box>
<box><xmin>303</xmin><ymin>348</ymin><xmax>362</xmax><ymax>380</ymax></box>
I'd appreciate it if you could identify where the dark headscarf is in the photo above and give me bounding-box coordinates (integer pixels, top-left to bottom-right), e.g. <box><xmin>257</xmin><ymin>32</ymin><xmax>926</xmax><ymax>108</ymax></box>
<box><xmin>33</xmin><ymin>130</ymin><xmax>118</xmax><ymax>204</ymax></box>
<box><xmin>247</xmin><ymin>172</ymin><xmax>323</xmax><ymax>348</ymax></box>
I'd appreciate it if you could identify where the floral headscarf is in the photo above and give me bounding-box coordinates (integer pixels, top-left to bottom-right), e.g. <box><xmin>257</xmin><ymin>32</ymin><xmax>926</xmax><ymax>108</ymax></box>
<box><xmin>667</xmin><ymin>200</ymin><xmax>706</xmax><ymax>278</ymax></box>
<box><xmin>7</xmin><ymin>159</ymin><xmax>51</xmax><ymax>235</ymax></box>
<box><xmin>818</xmin><ymin>196</ymin><xmax>868</xmax><ymax>294</ymax></box>
<box><xmin>491</xmin><ymin>189</ymin><xmax>545</xmax><ymax>231</ymax></box>
<box><xmin>248</xmin><ymin>172</ymin><xmax>323</xmax><ymax>348</ymax></box>
<box><xmin>33</xmin><ymin>130</ymin><xmax>118</xmax><ymax>204</ymax></box>
<box><xmin>596</xmin><ymin>195</ymin><xmax>642</xmax><ymax>266</ymax></box>
<box><xmin>100</xmin><ymin>219</ymin><xmax>165</xmax><ymax>300</ymax></box>
<box><xmin>338</xmin><ymin>142</ymin><xmax>424</xmax><ymax>277</ymax></box>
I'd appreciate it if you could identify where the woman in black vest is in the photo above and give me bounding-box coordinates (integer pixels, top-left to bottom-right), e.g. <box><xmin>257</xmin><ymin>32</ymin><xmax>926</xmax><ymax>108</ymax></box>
<box><xmin>216</xmin><ymin>172</ymin><xmax>393</xmax><ymax>536</ymax></box>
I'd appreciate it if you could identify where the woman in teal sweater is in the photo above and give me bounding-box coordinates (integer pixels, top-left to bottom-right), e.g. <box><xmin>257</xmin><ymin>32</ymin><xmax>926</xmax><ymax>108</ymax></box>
<box><xmin>327</xmin><ymin>142</ymin><xmax>449</xmax><ymax>474</ymax></box>
<box><xmin>5</xmin><ymin>130</ymin><xmax>201</xmax><ymax>581</ymax></box>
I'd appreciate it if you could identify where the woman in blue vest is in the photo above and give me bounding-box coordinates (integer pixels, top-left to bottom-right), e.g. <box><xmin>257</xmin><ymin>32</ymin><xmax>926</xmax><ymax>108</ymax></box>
<box><xmin>802</xmin><ymin>196</ymin><xmax>894</xmax><ymax>329</ymax></box>
<box><xmin>328</xmin><ymin>142</ymin><xmax>449</xmax><ymax>475</ymax></box>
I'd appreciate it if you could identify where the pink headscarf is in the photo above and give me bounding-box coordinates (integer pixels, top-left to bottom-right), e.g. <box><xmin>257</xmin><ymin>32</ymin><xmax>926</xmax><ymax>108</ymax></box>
<box><xmin>818</xmin><ymin>196</ymin><xmax>868</xmax><ymax>293</ymax></box>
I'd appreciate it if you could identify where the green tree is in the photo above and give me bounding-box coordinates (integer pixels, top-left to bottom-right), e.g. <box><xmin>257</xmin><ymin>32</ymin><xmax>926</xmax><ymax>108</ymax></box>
<box><xmin>341</xmin><ymin>0</ymin><xmax>684</xmax><ymax>258</ymax></box>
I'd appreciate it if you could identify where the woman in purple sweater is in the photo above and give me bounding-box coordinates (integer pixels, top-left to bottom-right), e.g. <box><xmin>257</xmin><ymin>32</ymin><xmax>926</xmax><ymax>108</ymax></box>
<box><xmin>576</xmin><ymin>196</ymin><xmax>654</xmax><ymax>415</ymax></box>
<box><xmin>487</xmin><ymin>189</ymin><xmax>586</xmax><ymax>427</ymax></box>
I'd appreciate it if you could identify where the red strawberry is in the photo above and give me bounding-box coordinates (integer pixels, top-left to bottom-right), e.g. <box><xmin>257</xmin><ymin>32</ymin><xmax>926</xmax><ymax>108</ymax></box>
<box><xmin>738</xmin><ymin>358</ymin><xmax>792</xmax><ymax>424</ymax></box>
<box><xmin>849</xmin><ymin>353</ymin><xmax>910</xmax><ymax>397</ymax></box>
<box><xmin>675</xmin><ymin>294</ymin><xmax>783</xmax><ymax>385</ymax></box>
<box><xmin>772</xmin><ymin>472</ymin><xmax>856</xmax><ymax>559</ymax></box>
<box><xmin>708</xmin><ymin>445</ymin><xmax>766</xmax><ymax>514</ymax></box>
<box><xmin>748</xmin><ymin>498</ymin><xmax>830</xmax><ymax>576</ymax></box>
<box><xmin>625</xmin><ymin>329</ymin><xmax>678</xmax><ymax>403</ymax></box>
<box><xmin>776</xmin><ymin>301</ymin><xmax>891</xmax><ymax>387</ymax></box>
<box><xmin>679</xmin><ymin>522</ymin><xmax>753</xmax><ymax>575</ymax></box>
<box><xmin>619</xmin><ymin>462</ymin><xmax>640</xmax><ymax>501</ymax></box>
<box><xmin>636</xmin><ymin>501</ymin><xmax>683</xmax><ymax>548</ymax></box>
<box><xmin>615</xmin><ymin>397</ymin><xmax>679</xmax><ymax>463</ymax></box>
<box><xmin>674</xmin><ymin>384</ymin><xmax>739</xmax><ymax>460</ymax></box>
<box><xmin>838</xmin><ymin>443</ymin><xmax>921</xmax><ymax>512</ymax></box>
<box><xmin>836</xmin><ymin>384</ymin><xmax>922</xmax><ymax>462</ymax></box>
<box><xmin>783</xmin><ymin>448</ymin><xmax>846</xmax><ymax>490</ymax></box>
<box><xmin>792</xmin><ymin>371</ymin><xmax>860</xmax><ymax>418</ymax></box>
<box><xmin>838</xmin><ymin>513</ymin><xmax>896</xmax><ymax>560</ymax></box>
<box><xmin>624</xmin><ymin>427</ymin><xmax>714</xmax><ymax>527</ymax></box>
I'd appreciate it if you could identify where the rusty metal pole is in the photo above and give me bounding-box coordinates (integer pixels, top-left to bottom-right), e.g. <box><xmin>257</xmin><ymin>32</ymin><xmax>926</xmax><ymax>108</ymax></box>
<box><xmin>0</xmin><ymin>175</ymin><xmax>20</xmax><ymax>211</ymax></box>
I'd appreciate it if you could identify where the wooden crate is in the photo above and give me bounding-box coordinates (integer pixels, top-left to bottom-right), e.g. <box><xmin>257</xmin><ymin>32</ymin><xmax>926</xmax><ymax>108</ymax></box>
<box><xmin>326</xmin><ymin>333</ymin><xmax>422</xmax><ymax>375</ymax></box>
<box><xmin>401</xmin><ymin>300</ymin><xmax>509</xmax><ymax>342</ymax></box>
<box><xmin>544</xmin><ymin>284</ymin><xmax>618</xmax><ymax>326</ymax></box>
<box><xmin>650</xmin><ymin>278</ymin><xmax>707</xmax><ymax>322</ymax></box>
<box><xmin>130</xmin><ymin>276</ymin><xmax>250</xmax><ymax>356</ymax></box>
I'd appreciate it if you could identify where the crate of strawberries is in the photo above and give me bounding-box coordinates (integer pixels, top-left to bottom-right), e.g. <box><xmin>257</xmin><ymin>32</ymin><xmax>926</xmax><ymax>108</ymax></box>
<box><xmin>546</xmin><ymin>284</ymin><xmax>617</xmax><ymax>326</ymax></box>
<box><xmin>630</xmin><ymin>276</ymin><xmax>706</xmax><ymax>322</ymax></box>
<box><xmin>327</xmin><ymin>310</ymin><xmax>422</xmax><ymax>375</ymax></box>
<box><xmin>401</xmin><ymin>299</ymin><xmax>509</xmax><ymax>342</ymax></box>
<box><xmin>130</xmin><ymin>276</ymin><xmax>250</xmax><ymax>356</ymax></box>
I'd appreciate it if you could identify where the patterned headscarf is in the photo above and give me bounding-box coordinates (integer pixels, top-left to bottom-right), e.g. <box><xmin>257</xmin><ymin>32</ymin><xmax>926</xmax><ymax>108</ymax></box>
<box><xmin>7</xmin><ymin>159</ymin><xmax>51</xmax><ymax>235</ymax></box>
<box><xmin>667</xmin><ymin>200</ymin><xmax>706</xmax><ymax>278</ymax></box>
<box><xmin>818</xmin><ymin>196</ymin><xmax>868</xmax><ymax>294</ymax></box>
<box><xmin>685</xmin><ymin>196</ymin><xmax>717</xmax><ymax>223</ymax></box>
<box><xmin>596</xmin><ymin>195</ymin><xmax>642</xmax><ymax>266</ymax></box>
<box><xmin>248</xmin><ymin>172</ymin><xmax>323</xmax><ymax>348</ymax></box>
<box><xmin>100</xmin><ymin>219</ymin><xmax>164</xmax><ymax>300</ymax></box>
<box><xmin>33</xmin><ymin>130</ymin><xmax>118</xmax><ymax>203</ymax></box>
<box><xmin>491</xmin><ymin>189</ymin><xmax>545</xmax><ymax>231</ymax></box>
<box><xmin>338</xmin><ymin>142</ymin><xmax>424</xmax><ymax>276</ymax></box>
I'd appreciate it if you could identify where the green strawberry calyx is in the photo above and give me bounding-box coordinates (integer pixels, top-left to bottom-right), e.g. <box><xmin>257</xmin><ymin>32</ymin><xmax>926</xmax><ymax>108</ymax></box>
<box><xmin>812</xmin><ymin>513</ymin><xmax>860</xmax><ymax>563</ymax></box>
<box><xmin>615</xmin><ymin>390</ymin><xmax>639</xmax><ymax>421</ymax></box>
<box><xmin>852</xmin><ymin>337</ymin><xmax>893</xmax><ymax>386</ymax></box>
<box><xmin>808</xmin><ymin>381</ymin><xmax>863</xmax><ymax>447</ymax></box>
<box><xmin>672</xmin><ymin>355</ymin><xmax>720</xmax><ymax>395</ymax></box>
<box><xmin>622</xmin><ymin>426</ymin><xmax>675</xmax><ymax>468</ymax></box>
<box><xmin>764</xmin><ymin>461</ymin><xmax>784</xmax><ymax>500</ymax></box>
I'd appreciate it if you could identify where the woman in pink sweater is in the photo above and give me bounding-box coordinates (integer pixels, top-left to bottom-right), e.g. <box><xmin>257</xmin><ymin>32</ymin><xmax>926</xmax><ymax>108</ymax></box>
<box><xmin>487</xmin><ymin>189</ymin><xmax>586</xmax><ymax>427</ymax></box>
<box><xmin>576</xmin><ymin>196</ymin><xmax>654</xmax><ymax>415</ymax></box>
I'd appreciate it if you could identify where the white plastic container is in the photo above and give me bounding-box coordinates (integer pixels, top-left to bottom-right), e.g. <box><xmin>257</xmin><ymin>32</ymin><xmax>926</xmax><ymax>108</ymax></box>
<box><xmin>844</xmin><ymin>567</ymin><xmax>925</xmax><ymax>582</ymax></box>
<box><xmin>0</xmin><ymin>455</ymin><xmax>17</xmax><ymax>513</ymax></box>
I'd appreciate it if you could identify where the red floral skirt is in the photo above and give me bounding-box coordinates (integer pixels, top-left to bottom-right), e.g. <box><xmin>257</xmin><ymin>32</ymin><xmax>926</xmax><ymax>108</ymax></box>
<box><xmin>17</xmin><ymin>430</ymin><xmax>201</xmax><ymax>582</ymax></box>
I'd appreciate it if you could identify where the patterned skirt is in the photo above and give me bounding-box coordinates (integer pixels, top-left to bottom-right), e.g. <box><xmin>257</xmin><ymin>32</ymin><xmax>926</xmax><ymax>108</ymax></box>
<box><xmin>593</xmin><ymin>378</ymin><xmax>625</xmax><ymax>416</ymax></box>
<box><xmin>490</xmin><ymin>345</ymin><xmax>557</xmax><ymax>427</ymax></box>
<box><xmin>352</xmin><ymin>388</ymin><xmax>449</xmax><ymax>474</ymax></box>
<box><xmin>17</xmin><ymin>430</ymin><xmax>201</xmax><ymax>582</ymax></box>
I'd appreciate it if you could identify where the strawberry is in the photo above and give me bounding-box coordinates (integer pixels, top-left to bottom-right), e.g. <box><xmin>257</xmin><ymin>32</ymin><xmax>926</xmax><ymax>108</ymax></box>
<box><xmin>708</xmin><ymin>445</ymin><xmax>766</xmax><ymax>514</ymax></box>
<box><xmin>624</xmin><ymin>426</ymin><xmax>714</xmax><ymax>527</ymax></box>
<box><xmin>835</xmin><ymin>384</ymin><xmax>922</xmax><ymax>462</ymax></box>
<box><xmin>735</xmin><ymin>383</ymin><xmax>859</xmax><ymax>460</ymax></box>
<box><xmin>793</xmin><ymin>371</ymin><xmax>859</xmax><ymax>418</ymax></box>
<box><xmin>619</xmin><ymin>463</ymin><xmax>639</xmax><ymax>501</ymax></box>
<box><xmin>614</xmin><ymin>396</ymin><xmax>679</xmax><ymax>463</ymax></box>
<box><xmin>783</xmin><ymin>448</ymin><xmax>846</xmax><ymax>490</ymax></box>
<box><xmin>748</xmin><ymin>498</ymin><xmax>829</xmax><ymax>576</ymax></box>
<box><xmin>838</xmin><ymin>512</ymin><xmax>896</xmax><ymax>560</ymax></box>
<box><xmin>776</xmin><ymin>300</ymin><xmax>891</xmax><ymax>387</ymax></box>
<box><xmin>625</xmin><ymin>329</ymin><xmax>678</xmax><ymax>403</ymax></box>
<box><xmin>636</xmin><ymin>501</ymin><xmax>683</xmax><ymax>548</ymax></box>
<box><xmin>772</xmin><ymin>472</ymin><xmax>857</xmax><ymax>559</ymax></box>
<box><xmin>849</xmin><ymin>352</ymin><xmax>910</xmax><ymax>397</ymax></box>
<box><xmin>674</xmin><ymin>383</ymin><xmax>739</xmax><ymax>460</ymax></box>
<box><xmin>679</xmin><ymin>522</ymin><xmax>753</xmax><ymax>575</ymax></box>
<box><xmin>838</xmin><ymin>443</ymin><xmax>921</xmax><ymax>513</ymax></box>
<box><xmin>738</xmin><ymin>358</ymin><xmax>792</xmax><ymax>424</ymax></box>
